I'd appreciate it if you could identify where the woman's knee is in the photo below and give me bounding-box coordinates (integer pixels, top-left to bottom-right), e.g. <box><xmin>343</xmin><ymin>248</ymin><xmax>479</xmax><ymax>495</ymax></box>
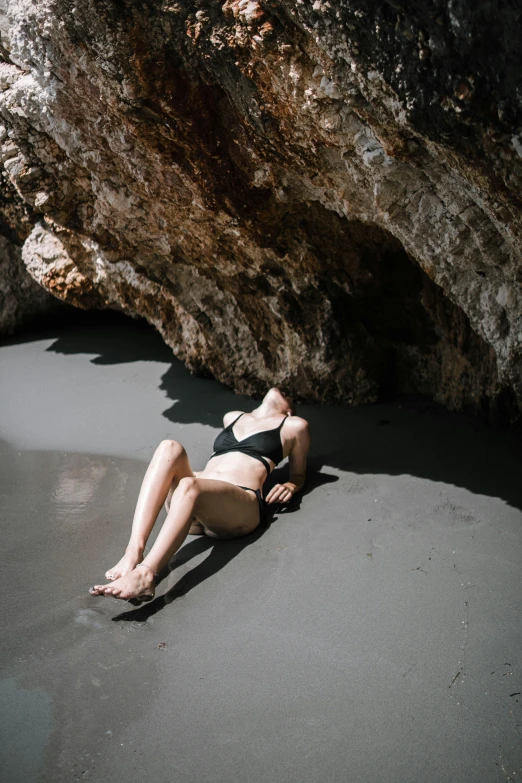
<box><xmin>156</xmin><ymin>439</ymin><xmax>186</xmax><ymax>462</ymax></box>
<box><xmin>176</xmin><ymin>476</ymin><xmax>200</xmax><ymax>500</ymax></box>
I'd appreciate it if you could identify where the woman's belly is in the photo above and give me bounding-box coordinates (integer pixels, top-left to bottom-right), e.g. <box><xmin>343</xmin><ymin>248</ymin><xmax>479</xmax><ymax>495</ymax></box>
<box><xmin>198</xmin><ymin>452</ymin><xmax>271</xmax><ymax>490</ymax></box>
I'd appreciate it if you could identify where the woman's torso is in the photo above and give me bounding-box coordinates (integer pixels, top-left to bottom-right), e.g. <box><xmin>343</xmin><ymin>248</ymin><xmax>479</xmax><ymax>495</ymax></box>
<box><xmin>198</xmin><ymin>412</ymin><xmax>292</xmax><ymax>490</ymax></box>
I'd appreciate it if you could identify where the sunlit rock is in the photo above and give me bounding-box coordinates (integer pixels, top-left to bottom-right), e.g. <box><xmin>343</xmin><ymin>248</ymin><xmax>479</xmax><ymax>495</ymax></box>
<box><xmin>0</xmin><ymin>0</ymin><xmax>520</xmax><ymax>422</ymax></box>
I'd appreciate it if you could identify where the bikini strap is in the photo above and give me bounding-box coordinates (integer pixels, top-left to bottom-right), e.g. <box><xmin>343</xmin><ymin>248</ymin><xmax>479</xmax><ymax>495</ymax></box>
<box><xmin>278</xmin><ymin>415</ymin><xmax>289</xmax><ymax>430</ymax></box>
<box><xmin>228</xmin><ymin>412</ymin><xmax>244</xmax><ymax>428</ymax></box>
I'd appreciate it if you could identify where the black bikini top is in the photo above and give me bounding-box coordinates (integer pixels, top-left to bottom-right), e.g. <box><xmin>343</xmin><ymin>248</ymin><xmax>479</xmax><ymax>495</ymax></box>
<box><xmin>211</xmin><ymin>413</ymin><xmax>287</xmax><ymax>476</ymax></box>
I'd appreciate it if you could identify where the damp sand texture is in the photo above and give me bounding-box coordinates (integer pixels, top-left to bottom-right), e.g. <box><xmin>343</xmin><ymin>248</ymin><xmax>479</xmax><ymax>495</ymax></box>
<box><xmin>1</xmin><ymin>313</ymin><xmax>522</xmax><ymax>783</ymax></box>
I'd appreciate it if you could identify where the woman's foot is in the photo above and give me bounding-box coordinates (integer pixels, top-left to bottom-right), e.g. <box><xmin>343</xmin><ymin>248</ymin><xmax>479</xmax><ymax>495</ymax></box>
<box><xmin>105</xmin><ymin>548</ymin><xmax>143</xmax><ymax>581</ymax></box>
<box><xmin>90</xmin><ymin>565</ymin><xmax>155</xmax><ymax>601</ymax></box>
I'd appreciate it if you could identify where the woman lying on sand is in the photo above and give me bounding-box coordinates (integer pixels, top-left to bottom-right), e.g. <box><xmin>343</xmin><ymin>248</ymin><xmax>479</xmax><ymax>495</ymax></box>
<box><xmin>89</xmin><ymin>387</ymin><xmax>310</xmax><ymax>602</ymax></box>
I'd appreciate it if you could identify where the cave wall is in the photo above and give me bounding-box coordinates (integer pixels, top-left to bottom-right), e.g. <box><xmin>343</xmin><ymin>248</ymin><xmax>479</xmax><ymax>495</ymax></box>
<box><xmin>0</xmin><ymin>158</ymin><xmax>71</xmax><ymax>332</ymax></box>
<box><xmin>0</xmin><ymin>1</ymin><xmax>521</xmax><ymax>421</ymax></box>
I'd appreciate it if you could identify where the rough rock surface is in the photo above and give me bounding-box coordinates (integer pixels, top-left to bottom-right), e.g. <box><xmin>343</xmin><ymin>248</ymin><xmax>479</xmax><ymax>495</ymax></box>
<box><xmin>0</xmin><ymin>1</ymin><xmax>521</xmax><ymax>422</ymax></box>
<box><xmin>0</xmin><ymin>171</ymin><xmax>69</xmax><ymax>332</ymax></box>
<box><xmin>0</xmin><ymin>231</ymin><xmax>61</xmax><ymax>333</ymax></box>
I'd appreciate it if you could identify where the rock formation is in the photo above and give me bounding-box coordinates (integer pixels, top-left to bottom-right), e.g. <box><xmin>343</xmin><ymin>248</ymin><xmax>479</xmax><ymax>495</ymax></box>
<box><xmin>0</xmin><ymin>161</ymin><xmax>69</xmax><ymax>332</ymax></box>
<box><xmin>0</xmin><ymin>1</ymin><xmax>521</xmax><ymax>422</ymax></box>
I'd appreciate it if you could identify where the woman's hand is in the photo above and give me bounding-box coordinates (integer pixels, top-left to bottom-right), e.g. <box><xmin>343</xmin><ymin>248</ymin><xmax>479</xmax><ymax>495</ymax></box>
<box><xmin>265</xmin><ymin>482</ymin><xmax>297</xmax><ymax>504</ymax></box>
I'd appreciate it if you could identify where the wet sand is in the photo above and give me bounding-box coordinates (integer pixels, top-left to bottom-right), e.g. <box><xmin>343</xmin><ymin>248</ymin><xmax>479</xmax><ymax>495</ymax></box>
<box><xmin>1</xmin><ymin>311</ymin><xmax>522</xmax><ymax>783</ymax></box>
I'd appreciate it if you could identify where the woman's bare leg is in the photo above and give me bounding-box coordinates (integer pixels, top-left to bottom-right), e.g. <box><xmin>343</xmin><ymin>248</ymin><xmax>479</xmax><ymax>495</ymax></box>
<box><xmin>104</xmin><ymin>440</ymin><xmax>194</xmax><ymax>580</ymax></box>
<box><xmin>90</xmin><ymin>479</ymin><xmax>260</xmax><ymax>600</ymax></box>
<box><xmin>165</xmin><ymin>473</ymin><xmax>204</xmax><ymax>536</ymax></box>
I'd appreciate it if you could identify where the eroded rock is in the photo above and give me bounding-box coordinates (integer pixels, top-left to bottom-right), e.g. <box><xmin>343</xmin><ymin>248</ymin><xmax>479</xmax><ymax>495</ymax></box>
<box><xmin>0</xmin><ymin>1</ymin><xmax>520</xmax><ymax>422</ymax></box>
<box><xmin>0</xmin><ymin>165</ymin><xmax>69</xmax><ymax>333</ymax></box>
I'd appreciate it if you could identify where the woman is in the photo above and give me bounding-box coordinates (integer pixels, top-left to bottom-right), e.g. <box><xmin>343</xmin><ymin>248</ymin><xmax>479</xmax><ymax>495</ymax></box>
<box><xmin>89</xmin><ymin>387</ymin><xmax>310</xmax><ymax>602</ymax></box>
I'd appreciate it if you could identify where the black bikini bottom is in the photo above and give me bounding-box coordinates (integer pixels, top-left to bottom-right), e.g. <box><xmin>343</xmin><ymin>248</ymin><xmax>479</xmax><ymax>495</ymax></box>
<box><xmin>237</xmin><ymin>486</ymin><xmax>268</xmax><ymax>526</ymax></box>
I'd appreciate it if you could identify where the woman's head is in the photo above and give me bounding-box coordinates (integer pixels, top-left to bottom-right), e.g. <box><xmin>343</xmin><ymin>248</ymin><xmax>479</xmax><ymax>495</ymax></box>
<box><xmin>263</xmin><ymin>387</ymin><xmax>295</xmax><ymax>416</ymax></box>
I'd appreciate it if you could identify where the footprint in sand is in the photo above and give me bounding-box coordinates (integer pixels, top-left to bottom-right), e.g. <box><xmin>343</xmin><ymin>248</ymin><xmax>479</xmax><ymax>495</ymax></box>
<box><xmin>433</xmin><ymin>500</ymin><xmax>484</xmax><ymax>530</ymax></box>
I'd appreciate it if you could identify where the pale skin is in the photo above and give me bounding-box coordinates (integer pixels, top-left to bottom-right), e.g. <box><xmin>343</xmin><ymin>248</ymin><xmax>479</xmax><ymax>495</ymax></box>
<box><xmin>89</xmin><ymin>387</ymin><xmax>311</xmax><ymax>602</ymax></box>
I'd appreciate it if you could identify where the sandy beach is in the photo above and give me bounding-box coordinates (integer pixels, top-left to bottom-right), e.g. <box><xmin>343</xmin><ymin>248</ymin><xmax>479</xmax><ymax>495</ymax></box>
<box><xmin>1</xmin><ymin>311</ymin><xmax>521</xmax><ymax>783</ymax></box>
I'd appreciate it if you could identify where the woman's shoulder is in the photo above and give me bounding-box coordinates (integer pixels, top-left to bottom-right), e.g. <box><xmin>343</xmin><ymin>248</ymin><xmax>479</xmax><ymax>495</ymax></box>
<box><xmin>284</xmin><ymin>415</ymin><xmax>311</xmax><ymax>456</ymax></box>
<box><xmin>222</xmin><ymin>410</ymin><xmax>244</xmax><ymax>427</ymax></box>
<box><xmin>285</xmin><ymin>415</ymin><xmax>309</xmax><ymax>435</ymax></box>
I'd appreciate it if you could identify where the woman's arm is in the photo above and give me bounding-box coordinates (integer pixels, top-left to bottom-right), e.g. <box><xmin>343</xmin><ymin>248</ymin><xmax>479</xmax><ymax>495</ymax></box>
<box><xmin>265</xmin><ymin>418</ymin><xmax>311</xmax><ymax>504</ymax></box>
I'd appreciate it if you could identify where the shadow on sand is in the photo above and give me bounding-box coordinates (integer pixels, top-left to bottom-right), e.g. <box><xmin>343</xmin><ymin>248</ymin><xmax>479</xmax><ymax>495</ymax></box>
<box><xmin>7</xmin><ymin>309</ymin><xmax>521</xmax><ymax>512</ymax></box>
<box><xmin>112</xmin><ymin>528</ymin><xmax>267</xmax><ymax>623</ymax></box>
<box><xmin>26</xmin><ymin>308</ymin><xmax>521</xmax><ymax>510</ymax></box>
<box><xmin>111</xmin><ymin>465</ymin><xmax>338</xmax><ymax>622</ymax></box>
<box><xmin>4</xmin><ymin>310</ymin><xmax>522</xmax><ymax>623</ymax></box>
